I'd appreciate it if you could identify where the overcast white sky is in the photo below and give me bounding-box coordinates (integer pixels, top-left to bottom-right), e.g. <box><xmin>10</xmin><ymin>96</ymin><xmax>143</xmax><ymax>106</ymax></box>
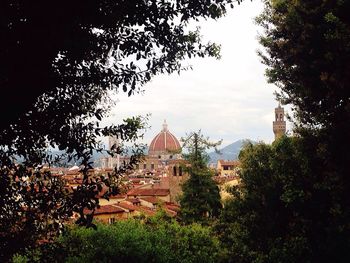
<box><xmin>104</xmin><ymin>1</ymin><xmax>291</xmax><ymax>147</ymax></box>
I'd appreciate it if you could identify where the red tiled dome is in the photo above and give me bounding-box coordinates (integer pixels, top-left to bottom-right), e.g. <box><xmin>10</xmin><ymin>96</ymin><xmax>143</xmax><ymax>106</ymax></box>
<box><xmin>148</xmin><ymin>121</ymin><xmax>181</xmax><ymax>155</ymax></box>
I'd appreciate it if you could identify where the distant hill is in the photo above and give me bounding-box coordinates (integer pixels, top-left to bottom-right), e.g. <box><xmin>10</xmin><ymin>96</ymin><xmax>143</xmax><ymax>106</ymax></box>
<box><xmin>44</xmin><ymin>140</ymin><xmax>254</xmax><ymax>167</ymax></box>
<box><xmin>208</xmin><ymin>139</ymin><xmax>255</xmax><ymax>165</ymax></box>
<box><xmin>43</xmin><ymin>145</ymin><xmax>149</xmax><ymax>167</ymax></box>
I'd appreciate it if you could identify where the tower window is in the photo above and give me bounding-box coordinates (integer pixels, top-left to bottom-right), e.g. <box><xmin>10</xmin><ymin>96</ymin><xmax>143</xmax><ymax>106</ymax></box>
<box><xmin>280</xmin><ymin>114</ymin><xmax>283</xmax><ymax>121</ymax></box>
<box><xmin>151</xmin><ymin>163</ymin><xmax>155</xmax><ymax>170</ymax></box>
<box><xmin>173</xmin><ymin>166</ymin><xmax>177</xmax><ymax>176</ymax></box>
<box><xmin>179</xmin><ymin>166</ymin><xmax>183</xmax><ymax>176</ymax></box>
<box><xmin>143</xmin><ymin>163</ymin><xmax>147</xmax><ymax>169</ymax></box>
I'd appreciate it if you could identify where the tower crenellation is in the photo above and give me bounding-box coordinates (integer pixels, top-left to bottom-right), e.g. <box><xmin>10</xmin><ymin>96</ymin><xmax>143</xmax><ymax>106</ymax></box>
<box><xmin>273</xmin><ymin>103</ymin><xmax>286</xmax><ymax>140</ymax></box>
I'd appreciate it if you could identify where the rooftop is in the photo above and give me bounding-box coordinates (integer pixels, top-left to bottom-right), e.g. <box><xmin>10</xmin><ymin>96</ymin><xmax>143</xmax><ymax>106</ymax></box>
<box><xmin>127</xmin><ymin>188</ymin><xmax>170</xmax><ymax>197</ymax></box>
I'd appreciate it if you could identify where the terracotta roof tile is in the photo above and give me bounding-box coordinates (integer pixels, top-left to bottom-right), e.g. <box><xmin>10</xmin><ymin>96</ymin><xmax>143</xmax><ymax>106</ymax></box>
<box><xmin>164</xmin><ymin>203</ymin><xmax>180</xmax><ymax>212</ymax></box>
<box><xmin>218</xmin><ymin>160</ymin><xmax>240</xmax><ymax>166</ymax></box>
<box><xmin>136</xmin><ymin>206</ymin><xmax>156</xmax><ymax>216</ymax></box>
<box><xmin>109</xmin><ymin>194</ymin><xmax>126</xmax><ymax>199</ymax></box>
<box><xmin>84</xmin><ymin>205</ymin><xmax>124</xmax><ymax>215</ymax></box>
<box><xmin>127</xmin><ymin>188</ymin><xmax>170</xmax><ymax>197</ymax></box>
<box><xmin>115</xmin><ymin>202</ymin><xmax>137</xmax><ymax>211</ymax></box>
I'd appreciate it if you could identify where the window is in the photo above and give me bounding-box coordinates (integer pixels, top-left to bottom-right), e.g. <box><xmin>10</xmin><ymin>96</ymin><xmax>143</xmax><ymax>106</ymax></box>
<box><xmin>173</xmin><ymin>166</ymin><xmax>177</xmax><ymax>176</ymax></box>
<box><xmin>179</xmin><ymin>166</ymin><xmax>183</xmax><ymax>176</ymax></box>
<box><xmin>108</xmin><ymin>218</ymin><xmax>115</xmax><ymax>224</ymax></box>
<box><xmin>143</xmin><ymin>163</ymin><xmax>147</xmax><ymax>169</ymax></box>
<box><xmin>169</xmin><ymin>155</ymin><xmax>173</xmax><ymax>159</ymax></box>
<box><xmin>151</xmin><ymin>163</ymin><xmax>155</xmax><ymax>170</ymax></box>
<box><xmin>158</xmin><ymin>155</ymin><xmax>161</xmax><ymax>159</ymax></box>
<box><xmin>223</xmin><ymin>166</ymin><xmax>229</xmax><ymax>170</ymax></box>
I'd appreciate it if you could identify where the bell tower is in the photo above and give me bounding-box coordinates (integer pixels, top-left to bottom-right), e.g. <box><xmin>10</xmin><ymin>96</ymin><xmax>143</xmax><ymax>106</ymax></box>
<box><xmin>273</xmin><ymin>103</ymin><xmax>286</xmax><ymax>140</ymax></box>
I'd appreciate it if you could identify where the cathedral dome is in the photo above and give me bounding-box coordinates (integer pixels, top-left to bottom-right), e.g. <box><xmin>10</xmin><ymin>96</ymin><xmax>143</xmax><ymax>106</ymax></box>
<box><xmin>148</xmin><ymin>120</ymin><xmax>181</xmax><ymax>156</ymax></box>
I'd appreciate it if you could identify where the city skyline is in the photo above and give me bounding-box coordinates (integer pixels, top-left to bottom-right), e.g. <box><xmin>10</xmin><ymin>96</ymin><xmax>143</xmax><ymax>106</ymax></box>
<box><xmin>102</xmin><ymin>1</ymin><xmax>291</xmax><ymax>147</ymax></box>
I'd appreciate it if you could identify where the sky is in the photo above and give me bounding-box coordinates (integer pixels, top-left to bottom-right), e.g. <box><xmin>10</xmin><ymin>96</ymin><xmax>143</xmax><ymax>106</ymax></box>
<box><xmin>103</xmin><ymin>1</ymin><xmax>291</xmax><ymax>148</ymax></box>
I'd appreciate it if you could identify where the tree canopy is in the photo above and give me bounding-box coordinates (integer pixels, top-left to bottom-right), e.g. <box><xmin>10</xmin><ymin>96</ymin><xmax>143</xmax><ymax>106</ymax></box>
<box><xmin>0</xmin><ymin>1</ymin><xmax>245</xmax><ymax>260</ymax></box>
<box><xmin>0</xmin><ymin>0</ymin><xmax>244</xmax><ymax>169</ymax></box>
<box><xmin>217</xmin><ymin>137</ymin><xmax>350</xmax><ymax>263</ymax></box>
<box><xmin>216</xmin><ymin>2</ymin><xmax>350</xmax><ymax>261</ymax></box>
<box><xmin>0</xmin><ymin>0</ymin><xmax>242</xmax><ymax>131</ymax></box>
<box><xmin>257</xmin><ymin>0</ymin><xmax>350</xmax><ymax>129</ymax></box>
<box><xmin>12</xmin><ymin>218</ymin><xmax>222</xmax><ymax>263</ymax></box>
<box><xmin>217</xmin><ymin>0</ymin><xmax>350</xmax><ymax>262</ymax></box>
<box><xmin>179</xmin><ymin>131</ymin><xmax>222</xmax><ymax>224</ymax></box>
<box><xmin>255</xmin><ymin>2</ymin><xmax>350</xmax><ymax>261</ymax></box>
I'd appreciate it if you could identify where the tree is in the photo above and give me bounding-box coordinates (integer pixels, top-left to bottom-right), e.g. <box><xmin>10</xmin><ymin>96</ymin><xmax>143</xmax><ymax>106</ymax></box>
<box><xmin>0</xmin><ymin>0</ymin><xmax>243</xmax><ymax>130</ymax></box>
<box><xmin>179</xmin><ymin>131</ymin><xmax>222</xmax><ymax>224</ymax></box>
<box><xmin>1</xmin><ymin>1</ymin><xmax>245</xmax><ymax>260</ymax></box>
<box><xmin>256</xmin><ymin>0</ymin><xmax>350</xmax><ymax>202</ymax></box>
<box><xmin>250</xmin><ymin>1</ymin><xmax>350</xmax><ymax>261</ymax></box>
<box><xmin>0</xmin><ymin>116</ymin><xmax>147</xmax><ymax>262</ymax></box>
<box><xmin>217</xmin><ymin>137</ymin><xmax>350</xmax><ymax>263</ymax></box>
<box><xmin>13</xmin><ymin>219</ymin><xmax>222</xmax><ymax>263</ymax></box>
<box><xmin>216</xmin><ymin>137</ymin><xmax>323</xmax><ymax>262</ymax></box>
<box><xmin>257</xmin><ymin>0</ymin><xmax>350</xmax><ymax>129</ymax></box>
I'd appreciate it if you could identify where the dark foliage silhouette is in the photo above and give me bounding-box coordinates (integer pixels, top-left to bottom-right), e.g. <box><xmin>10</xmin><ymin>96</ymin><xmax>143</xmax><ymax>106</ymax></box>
<box><xmin>0</xmin><ymin>0</ymin><xmax>242</xmax><ymax>261</ymax></box>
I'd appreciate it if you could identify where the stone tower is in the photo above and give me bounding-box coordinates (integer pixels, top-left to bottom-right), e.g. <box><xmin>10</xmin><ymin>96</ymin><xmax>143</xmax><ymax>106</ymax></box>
<box><xmin>273</xmin><ymin>103</ymin><xmax>286</xmax><ymax>140</ymax></box>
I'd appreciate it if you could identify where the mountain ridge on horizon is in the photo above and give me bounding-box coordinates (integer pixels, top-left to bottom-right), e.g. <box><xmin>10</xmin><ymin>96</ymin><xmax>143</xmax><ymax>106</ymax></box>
<box><xmin>207</xmin><ymin>139</ymin><xmax>256</xmax><ymax>165</ymax></box>
<box><xmin>45</xmin><ymin>139</ymin><xmax>255</xmax><ymax>167</ymax></box>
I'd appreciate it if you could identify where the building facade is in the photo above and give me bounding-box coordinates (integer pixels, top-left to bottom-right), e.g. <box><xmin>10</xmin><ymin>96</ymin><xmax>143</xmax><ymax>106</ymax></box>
<box><xmin>216</xmin><ymin>160</ymin><xmax>240</xmax><ymax>177</ymax></box>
